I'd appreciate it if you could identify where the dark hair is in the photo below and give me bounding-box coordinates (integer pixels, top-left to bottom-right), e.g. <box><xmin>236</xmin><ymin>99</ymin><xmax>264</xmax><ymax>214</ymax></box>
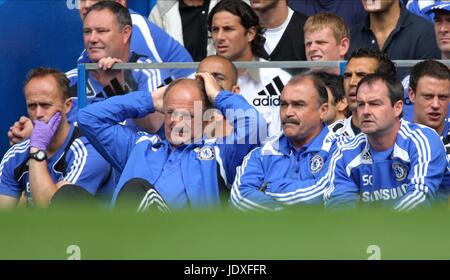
<box><xmin>287</xmin><ymin>72</ymin><xmax>329</xmax><ymax>107</ymax></box>
<box><xmin>24</xmin><ymin>67</ymin><xmax>70</xmax><ymax>100</ymax></box>
<box><xmin>315</xmin><ymin>72</ymin><xmax>345</xmax><ymax>104</ymax></box>
<box><xmin>164</xmin><ymin>78</ymin><xmax>212</xmax><ymax>111</ymax></box>
<box><xmin>356</xmin><ymin>72</ymin><xmax>404</xmax><ymax>109</ymax></box>
<box><xmin>409</xmin><ymin>59</ymin><xmax>450</xmax><ymax>92</ymax></box>
<box><xmin>207</xmin><ymin>0</ymin><xmax>267</xmax><ymax>59</ymax></box>
<box><xmin>84</xmin><ymin>1</ymin><xmax>132</xmax><ymax>29</ymax></box>
<box><xmin>347</xmin><ymin>48</ymin><xmax>397</xmax><ymax>78</ymax></box>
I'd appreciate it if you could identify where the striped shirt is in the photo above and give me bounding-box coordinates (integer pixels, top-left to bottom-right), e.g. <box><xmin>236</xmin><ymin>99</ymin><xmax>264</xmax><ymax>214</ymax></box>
<box><xmin>66</xmin><ymin>52</ymin><xmax>172</xmax><ymax>124</ymax></box>
<box><xmin>325</xmin><ymin>120</ymin><xmax>447</xmax><ymax>211</ymax></box>
<box><xmin>231</xmin><ymin>126</ymin><xmax>339</xmax><ymax>211</ymax></box>
<box><xmin>0</xmin><ymin>125</ymin><xmax>115</xmax><ymax>206</ymax></box>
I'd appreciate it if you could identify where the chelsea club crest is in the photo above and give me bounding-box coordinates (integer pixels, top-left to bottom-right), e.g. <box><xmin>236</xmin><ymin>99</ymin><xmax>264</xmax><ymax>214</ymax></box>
<box><xmin>392</xmin><ymin>163</ymin><xmax>407</xmax><ymax>181</ymax></box>
<box><xmin>310</xmin><ymin>154</ymin><xmax>324</xmax><ymax>174</ymax></box>
<box><xmin>196</xmin><ymin>146</ymin><xmax>215</xmax><ymax>160</ymax></box>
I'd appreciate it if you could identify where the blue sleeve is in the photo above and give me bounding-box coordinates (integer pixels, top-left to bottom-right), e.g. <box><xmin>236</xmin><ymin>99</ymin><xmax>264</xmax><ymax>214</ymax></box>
<box><xmin>134</xmin><ymin>62</ymin><xmax>166</xmax><ymax>93</ymax></box>
<box><xmin>231</xmin><ymin>148</ymin><xmax>283</xmax><ymax>211</ymax></box>
<box><xmin>63</xmin><ymin>139</ymin><xmax>113</xmax><ymax>196</ymax></box>
<box><xmin>394</xmin><ymin>129</ymin><xmax>447</xmax><ymax>211</ymax></box>
<box><xmin>324</xmin><ymin>148</ymin><xmax>360</xmax><ymax>209</ymax></box>
<box><xmin>215</xmin><ymin>91</ymin><xmax>268</xmax><ymax>184</ymax></box>
<box><xmin>0</xmin><ymin>147</ymin><xmax>24</xmax><ymax>199</ymax></box>
<box><xmin>77</xmin><ymin>90</ymin><xmax>155</xmax><ymax>172</ymax></box>
<box><xmin>264</xmin><ymin>145</ymin><xmax>338</xmax><ymax>205</ymax></box>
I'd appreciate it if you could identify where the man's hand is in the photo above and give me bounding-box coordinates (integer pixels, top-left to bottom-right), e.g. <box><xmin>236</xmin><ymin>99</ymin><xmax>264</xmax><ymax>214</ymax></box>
<box><xmin>29</xmin><ymin>112</ymin><xmax>62</xmax><ymax>150</ymax></box>
<box><xmin>8</xmin><ymin>116</ymin><xmax>33</xmax><ymax>145</ymax></box>
<box><xmin>195</xmin><ymin>72</ymin><xmax>221</xmax><ymax>105</ymax></box>
<box><xmin>93</xmin><ymin>57</ymin><xmax>125</xmax><ymax>87</ymax></box>
<box><xmin>152</xmin><ymin>85</ymin><xmax>168</xmax><ymax>113</ymax></box>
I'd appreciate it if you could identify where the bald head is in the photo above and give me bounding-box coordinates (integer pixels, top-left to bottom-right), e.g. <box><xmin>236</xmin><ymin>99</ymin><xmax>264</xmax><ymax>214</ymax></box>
<box><xmin>163</xmin><ymin>79</ymin><xmax>211</xmax><ymax>146</ymax></box>
<box><xmin>197</xmin><ymin>55</ymin><xmax>238</xmax><ymax>92</ymax></box>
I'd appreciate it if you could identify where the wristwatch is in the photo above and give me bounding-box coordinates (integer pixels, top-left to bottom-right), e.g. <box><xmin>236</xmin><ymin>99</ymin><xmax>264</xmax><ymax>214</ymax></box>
<box><xmin>29</xmin><ymin>150</ymin><xmax>47</xmax><ymax>161</ymax></box>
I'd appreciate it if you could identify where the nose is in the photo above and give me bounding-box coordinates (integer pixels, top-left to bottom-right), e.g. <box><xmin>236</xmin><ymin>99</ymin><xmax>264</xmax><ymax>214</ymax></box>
<box><xmin>35</xmin><ymin>106</ymin><xmax>46</xmax><ymax>121</ymax></box>
<box><xmin>362</xmin><ymin>103</ymin><xmax>371</xmax><ymax>115</ymax></box>
<box><xmin>86</xmin><ymin>30</ymin><xmax>98</xmax><ymax>43</ymax></box>
<box><xmin>215</xmin><ymin>29</ymin><xmax>225</xmax><ymax>41</ymax></box>
<box><xmin>349</xmin><ymin>74</ymin><xmax>359</xmax><ymax>87</ymax></box>
<box><xmin>431</xmin><ymin>96</ymin><xmax>441</xmax><ymax>109</ymax></box>
<box><xmin>309</xmin><ymin>42</ymin><xmax>318</xmax><ymax>52</ymax></box>
<box><xmin>284</xmin><ymin>104</ymin><xmax>295</xmax><ymax>118</ymax></box>
<box><xmin>439</xmin><ymin>22</ymin><xmax>450</xmax><ymax>33</ymax></box>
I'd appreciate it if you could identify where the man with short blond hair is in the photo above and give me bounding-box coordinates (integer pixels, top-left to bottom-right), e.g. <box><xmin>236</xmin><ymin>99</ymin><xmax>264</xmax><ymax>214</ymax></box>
<box><xmin>303</xmin><ymin>12</ymin><xmax>350</xmax><ymax>74</ymax></box>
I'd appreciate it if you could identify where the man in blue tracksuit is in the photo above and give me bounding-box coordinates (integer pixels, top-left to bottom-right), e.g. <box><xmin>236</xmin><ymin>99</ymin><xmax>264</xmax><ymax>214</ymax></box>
<box><xmin>78</xmin><ymin>0</ymin><xmax>194</xmax><ymax>79</ymax></box>
<box><xmin>78</xmin><ymin>72</ymin><xmax>267</xmax><ymax>210</ymax></box>
<box><xmin>0</xmin><ymin>68</ymin><xmax>114</xmax><ymax>209</ymax></box>
<box><xmin>407</xmin><ymin>59</ymin><xmax>450</xmax><ymax>203</ymax></box>
<box><xmin>7</xmin><ymin>1</ymin><xmax>171</xmax><ymax>142</ymax></box>
<box><xmin>67</xmin><ymin>1</ymin><xmax>171</xmax><ymax>131</ymax></box>
<box><xmin>231</xmin><ymin>73</ymin><xmax>340</xmax><ymax>211</ymax></box>
<box><xmin>325</xmin><ymin>72</ymin><xmax>447</xmax><ymax>211</ymax></box>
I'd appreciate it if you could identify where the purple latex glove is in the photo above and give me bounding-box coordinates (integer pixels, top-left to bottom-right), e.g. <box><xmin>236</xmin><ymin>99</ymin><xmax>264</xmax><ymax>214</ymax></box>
<box><xmin>30</xmin><ymin>112</ymin><xmax>62</xmax><ymax>150</ymax></box>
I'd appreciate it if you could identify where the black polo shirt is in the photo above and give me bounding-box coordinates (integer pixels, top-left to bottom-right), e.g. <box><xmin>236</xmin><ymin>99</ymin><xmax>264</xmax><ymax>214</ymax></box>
<box><xmin>348</xmin><ymin>2</ymin><xmax>440</xmax><ymax>66</ymax></box>
<box><xmin>179</xmin><ymin>0</ymin><xmax>210</xmax><ymax>62</ymax></box>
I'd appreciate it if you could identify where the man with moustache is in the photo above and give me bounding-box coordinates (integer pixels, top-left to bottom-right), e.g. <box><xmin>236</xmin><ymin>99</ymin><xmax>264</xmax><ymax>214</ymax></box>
<box><xmin>231</xmin><ymin>73</ymin><xmax>339</xmax><ymax>210</ymax></box>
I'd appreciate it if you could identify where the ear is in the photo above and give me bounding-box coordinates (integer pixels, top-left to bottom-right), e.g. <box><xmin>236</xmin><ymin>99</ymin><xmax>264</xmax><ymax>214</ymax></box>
<box><xmin>246</xmin><ymin>26</ymin><xmax>256</xmax><ymax>43</ymax></box>
<box><xmin>319</xmin><ymin>102</ymin><xmax>329</xmax><ymax>121</ymax></box>
<box><xmin>338</xmin><ymin>37</ymin><xmax>350</xmax><ymax>58</ymax></box>
<box><xmin>407</xmin><ymin>87</ymin><xmax>416</xmax><ymax>104</ymax></box>
<box><xmin>64</xmin><ymin>98</ymin><xmax>72</xmax><ymax>115</ymax></box>
<box><xmin>122</xmin><ymin>25</ymin><xmax>132</xmax><ymax>45</ymax></box>
<box><xmin>231</xmin><ymin>84</ymin><xmax>240</xmax><ymax>94</ymax></box>
<box><xmin>336</xmin><ymin>98</ymin><xmax>348</xmax><ymax>113</ymax></box>
<box><xmin>394</xmin><ymin>100</ymin><xmax>403</xmax><ymax>118</ymax></box>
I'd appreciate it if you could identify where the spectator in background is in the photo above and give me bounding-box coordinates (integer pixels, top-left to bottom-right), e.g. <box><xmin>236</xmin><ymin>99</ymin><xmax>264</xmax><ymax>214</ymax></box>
<box><xmin>407</xmin><ymin>60</ymin><xmax>450</xmax><ymax>204</ymax></box>
<box><xmin>197</xmin><ymin>55</ymin><xmax>240</xmax><ymax>138</ymax></box>
<box><xmin>330</xmin><ymin>48</ymin><xmax>397</xmax><ymax>139</ymax></box>
<box><xmin>79</xmin><ymin>0</ymin><xmax>194</xmax><ymax>78</ymax></box>
<box><xmin>303</xmin><ymin>12</ymin><xmax>350</xmax><ymax>75</ymax></box>
<box><xmin>429</xmin><ymin>2</ymin><xmax>450</xmax><ymax>59</ymax></box>
<box><xmin>70</xmin><ymin>1</ymin><xmax>168</xmax><ymax>132</ymax></box>
<box><xmin>401</xmin><ymin>2</ymin><xmax>450</xmax><ymax>121</ymax></box>
<box><xmin>208</xmin><ymin>0</ymin><xmax>291</xmax><ymax>137</ymax></box>
<box><xmin>149</xmin><ymin>0</ymin><xmax>228</xmax><ymax>61</ymax></box>
<box><xmin>288</xmin><ymin>0</ymin><xmax>367</xmax><ymax>27</ymax></box>
<box><xmin>316</xmin><ymin>72</ymin><xmax>349</xmax><ymax>125</ymax></box>
<box><xmin>349</xmin><ymin>0</ymin><xmax>440</xmax><ymax>78</ymax></box>
<box><xmin>0</xmin><ymin>68</ymin><xmax>115</xmax><ymax>209</ymax></box>
<box><xmin>250</xmin><ymin>0</ymin><xmax>308</xmax><ymax>72</ymax></box>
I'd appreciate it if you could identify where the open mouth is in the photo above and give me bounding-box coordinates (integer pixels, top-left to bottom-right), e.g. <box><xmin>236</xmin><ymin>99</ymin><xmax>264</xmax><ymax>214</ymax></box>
<box><xmin>309</xmin><ymin>55</ymin><xmax>322</xmax><ymax>61</ymax></box>
<box><xmin>428</xmin><ymin>112</ymin><xmax>441</xmax><ymax>120</ymax></box>
<box><xmin>216</xmin><ymin>45</ymin><xmax>228</xmax><ymax>53</ymax></box>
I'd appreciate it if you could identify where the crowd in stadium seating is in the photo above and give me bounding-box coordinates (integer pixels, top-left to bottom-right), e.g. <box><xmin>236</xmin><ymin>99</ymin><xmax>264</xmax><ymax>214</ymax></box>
<box><xmin>0</xmin><ymin>0</ymin><xmax>449</xmax><ymax>212</ymax></box>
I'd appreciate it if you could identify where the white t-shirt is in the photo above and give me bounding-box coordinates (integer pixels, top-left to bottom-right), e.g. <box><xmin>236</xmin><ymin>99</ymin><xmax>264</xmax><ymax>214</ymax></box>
<box><xmin>238</xmin><ymin>58</ymin><xmax>292</xmax><ymax>137</ymax></box>
<box><xmin>264</xmin><ymin>8</ymin><xmax>294</xmax><ymax>55</ymax></box>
